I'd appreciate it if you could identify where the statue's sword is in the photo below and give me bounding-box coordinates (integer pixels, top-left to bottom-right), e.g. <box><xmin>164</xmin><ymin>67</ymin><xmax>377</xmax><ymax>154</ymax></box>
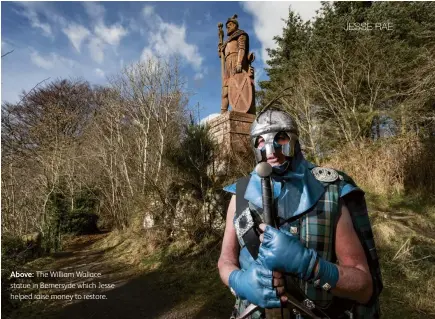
<box><xmin>218</xmin><ymin>23</ymin><xmax>225</xmax><ymax>87</ymax></box>
<box><xmin>236</xmin><ymin>163</ymin><xmax>323</xmax><ymax>319</ymax></box>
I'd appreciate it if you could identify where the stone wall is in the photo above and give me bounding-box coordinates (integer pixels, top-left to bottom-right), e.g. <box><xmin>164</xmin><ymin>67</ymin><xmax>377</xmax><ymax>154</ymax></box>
<box><xmin>207</xmin><ymin>111</ymin><xmax>255</xmax><ymax>176</ymax></box>
<box><xmin>208</xmin><ymin>111</ymin><xmax>255</xmax><ymax>151</ymax></box>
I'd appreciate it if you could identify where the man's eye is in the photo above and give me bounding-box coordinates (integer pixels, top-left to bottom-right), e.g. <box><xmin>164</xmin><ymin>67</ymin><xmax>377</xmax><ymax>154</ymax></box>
<box><xmin>256</xmin><ymin>138</ymin><xmax>265</xmax><ymax>148</ymax></box>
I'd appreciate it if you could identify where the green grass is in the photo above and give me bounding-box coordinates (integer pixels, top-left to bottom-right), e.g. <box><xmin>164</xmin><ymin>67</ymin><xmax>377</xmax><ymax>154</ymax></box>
<box><xmin>366</xmin><ymin>192</ymin><xmax>435</xmax><ymax>318</ymax></box>
<box><xmin>140</xmin><ymin>233</ymin><xmax>234</xmax><ymax>317</ymax></box>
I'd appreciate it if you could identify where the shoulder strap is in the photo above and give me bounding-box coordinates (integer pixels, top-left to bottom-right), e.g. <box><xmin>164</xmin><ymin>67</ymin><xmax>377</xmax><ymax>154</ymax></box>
<box><xmin>341</xmin><ymin>192</ymin><xmax>382</xmax><ymax>318</ymax></box>
<box><xmin>235</xmin><ymin>176</ymin><xmax>250</xmax><ymax>217</ymax></box>
<box><xmin>235</xmin><ymin>176</ymin><xmax>261</xmax><ymax>259</ymax></box>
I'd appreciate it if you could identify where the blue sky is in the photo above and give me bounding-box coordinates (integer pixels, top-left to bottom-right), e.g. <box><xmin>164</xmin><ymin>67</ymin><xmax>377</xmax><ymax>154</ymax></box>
<box><xmin>1</xmin><ymin>1</ymin><xmax>321</xmax><ymax>120</ymax></box>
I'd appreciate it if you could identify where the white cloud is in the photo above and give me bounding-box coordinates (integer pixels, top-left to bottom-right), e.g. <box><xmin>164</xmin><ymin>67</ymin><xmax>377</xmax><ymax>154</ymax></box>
<box><xmin>88</xmin><ymin>37</ymin><xmax>105</xmax><ymax>64</ymax></box>
<box><xmin>30</xmin><ymin>50</ymin><xmax>76</xmax><ymax>70</ymax></box>
<box><xmin>140</xmin><ymin>47</ymin><xmax>155</xmax><ymax>62</ymax></box>
<box><xmin>83</xmin><ymin>2</ymin><xmax>106</xmax><ymax>21</ymax></box>
<box><xmin>183</xmin><ymin>8</ymin><xmax>190</xmax><ymax>20</ymax></box>
<box><xmin>140</xmin><ymin>5</ymin><xmax>203</xmax><ymax>71</ymax></box>
<box><xmin>20</xmin><ymin>7</ymin><xmax>53</xmax><ymax>38</ymax></box>
<box><xmin>148</xmin><ymin>23</ymin><xmax>203</xmax><ymax>70</ymax></box>
<box><xmin>95</xmin><ymin>68</ymin><xmax>105</xmax><ymax>78</ymax></box>
<box><xmin>143</xmin><ymin>5</ymin><xmax>154</xmax><ymax>17</ymax></box>
<box><xmin>251</xmin><ymin>48</ymin><xmax>262</xmax><ymax>65</ymax></box>
<box><xmin>49</xmin><ymin>12</ymin><xmax>67</xmax><ymax>28</ymax></box>
<box><xmin>205</xmin><ymin>12</ymin><xmax>212</xmax><ymax>23</ymax></box>
<box><xmin>62</xmin><ymin>23</ymin><xmax>91</xmax><ymax>53</ymax></box>
<box><xmin>138</xmin><ymin>48</ymin><xmax>160</xmax><ymax>75</ymax></box>
<box><xmin>79</xmin><ymin>2</ymin><xmax>128</xmax><ymax>63</ymax></box>
<box><xmin>30</xmin><ymin>51</ymin><xmax>55</xmax><ymax>69</ymax></box>
<box><xmin>1</xmin><ymin>40</ymin><xmax>12</xmax><ymax>55</ymax></box>
<box><xmin>241</xmin><ymin>1</ymin><xmax>321</xmax><ymax>63</ymax></box>
<box><xmin>94</xmin><ymin>23</ymin><xmax>128</xmax><ymax>46</ymax></box>
<box><xmin>128</xmin><ymin>17</ymin><xmax>145</xmax><ymax>36</ymax></box>
<box><xmin>14</xmin><ymin>2</ymin><xmax>69</xmax><ymax>37</ymax></box>
<box><xmin>194</xmin><ymin>73</ymin><xmax>204</xmax><ymax>80</ymax></box>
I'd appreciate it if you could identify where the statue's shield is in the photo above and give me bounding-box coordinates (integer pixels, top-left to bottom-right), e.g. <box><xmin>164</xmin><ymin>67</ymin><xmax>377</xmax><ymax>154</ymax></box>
<box><xmin>228</xmin><ymin>72</ymin><xmax>253</xmax><ymax>113</ymax></box>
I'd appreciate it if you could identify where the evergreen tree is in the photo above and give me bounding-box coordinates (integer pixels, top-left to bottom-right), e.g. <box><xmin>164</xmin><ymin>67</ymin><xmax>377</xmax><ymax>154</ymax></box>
<box><xmin>259</xmin><ymin>1</ymin><xmax>435</xmax><ymax>155</ymax></box>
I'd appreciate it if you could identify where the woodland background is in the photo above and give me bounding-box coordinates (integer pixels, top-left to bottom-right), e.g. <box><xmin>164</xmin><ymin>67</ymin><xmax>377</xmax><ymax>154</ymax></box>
<box><xmin>2</xmin><ymin>2</ymin><xmax>435</xmax><ymax>318</ymax></box>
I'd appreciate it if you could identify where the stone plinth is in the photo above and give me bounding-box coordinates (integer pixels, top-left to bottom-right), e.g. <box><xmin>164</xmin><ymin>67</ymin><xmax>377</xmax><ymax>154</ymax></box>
<box><xmin>207</xmin><ymin>111</ymin><xmax>255</xmax><ymax>175</ymax></box>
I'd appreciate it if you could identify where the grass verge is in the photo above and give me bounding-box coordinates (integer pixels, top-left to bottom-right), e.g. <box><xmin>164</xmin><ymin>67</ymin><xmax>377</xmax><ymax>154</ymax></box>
<box><xmin>138</xmin><ymin>233</ymin><xmax>234</xmax><ymax>318</ymax></box>
<box><xmin>367</xmin><ymin>192</ymin><xmax>435</xmax><ymax>318</ymax></box>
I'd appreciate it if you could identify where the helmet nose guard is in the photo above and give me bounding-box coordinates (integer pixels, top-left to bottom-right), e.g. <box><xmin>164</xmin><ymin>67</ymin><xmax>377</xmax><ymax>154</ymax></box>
<box><xmin>250</xmin><ymin>108</ymin><xmax>299</xmax><ymax>163</ymax></box>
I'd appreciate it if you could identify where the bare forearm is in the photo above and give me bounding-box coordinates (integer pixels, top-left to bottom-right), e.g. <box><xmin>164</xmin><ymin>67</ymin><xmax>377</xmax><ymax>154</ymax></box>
<box><xmin>217</xmin><ymin>259</ymin><xmax>239</xmax><ymax>287</ymax></box>
<box><xmin>237</xmin><ymin>35</ymin><xmax>246</xmax><ymax>66</ymax></box>
<box><xmin>237</xmin><ymin>49</ymin><xmax>245</xmax><ymax>66</ymax></box>
<box><xmin>218</xmin><ymin>196</ymin><xmax>240</xmax><ymax>288</ymax></box>
<box><xmin>329</xmin><ymin>202</ymin><xmax>374</xmax><ymax>304</ymax></box>
<box><xmin>332</xmin><ymin>265</ymin><xmax>373</xmax><ymax>304</ymax></box>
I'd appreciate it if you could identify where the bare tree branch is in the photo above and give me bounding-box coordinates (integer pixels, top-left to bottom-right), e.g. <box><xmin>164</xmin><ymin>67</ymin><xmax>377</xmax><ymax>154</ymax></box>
<box><xmin>1</xmin><ymin>50</ymin><xmax>14</xmax><ymax>58</ymax></box>
<box><xmin>18</xmin><ymin>77</ymin><xmax>50</xmax><ymax>105</ymax></box>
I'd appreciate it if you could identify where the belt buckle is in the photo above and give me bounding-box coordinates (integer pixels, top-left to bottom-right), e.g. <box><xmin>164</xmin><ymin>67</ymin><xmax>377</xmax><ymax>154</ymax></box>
<box><xmin>303</xmin><ymin>298</ymin><xmax>315</xmax><ymax>310</ymax></box>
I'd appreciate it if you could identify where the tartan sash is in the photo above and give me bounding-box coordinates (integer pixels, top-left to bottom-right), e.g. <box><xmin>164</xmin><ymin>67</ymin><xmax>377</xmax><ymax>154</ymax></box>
<box><xmin>279</xmin><ymin>183</ymin><xmax>340</xmax><ymax>308</ymax></box>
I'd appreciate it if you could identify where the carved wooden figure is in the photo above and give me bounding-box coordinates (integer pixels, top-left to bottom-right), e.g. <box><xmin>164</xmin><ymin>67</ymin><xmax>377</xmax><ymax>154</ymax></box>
<box><xmin>218</xmin><ymin>14</ymin><xmax>255</xmax><ymax>115</ymax></box>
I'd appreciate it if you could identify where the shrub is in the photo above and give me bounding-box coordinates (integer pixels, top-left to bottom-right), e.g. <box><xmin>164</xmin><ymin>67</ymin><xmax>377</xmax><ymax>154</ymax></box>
<box><xmin>60</xmin><ymin>212</ymin><xmax>99</xmax><ymax>235</ymax></box>
<box><xmin>1</xmin><ymin>235</ymin><xmax>26</xmax><ymax>259</ymax></box>
<box><xmin>324</xmin><ymin>135</ymin><xmax>435</xmax><ymax>197</ymax></box>
<box><xmin>1</xmin><ymin>233</ymin><xmax>41</xmax><ymax>315</ymax></box>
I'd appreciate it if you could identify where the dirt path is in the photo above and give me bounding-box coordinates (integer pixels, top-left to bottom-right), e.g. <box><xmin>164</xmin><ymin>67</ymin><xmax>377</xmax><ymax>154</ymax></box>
<box><xmin>8</xmin><ymin>233</ymin><xmax>233</xmax><ymax>319</ymax></box>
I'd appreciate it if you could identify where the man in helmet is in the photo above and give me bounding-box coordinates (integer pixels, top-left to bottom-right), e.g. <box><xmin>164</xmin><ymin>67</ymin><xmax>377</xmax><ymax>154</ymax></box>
<box><xmin>217</xmin><ymin>108</ymin><xmax>383</xmax><ymax>318</ymax></box>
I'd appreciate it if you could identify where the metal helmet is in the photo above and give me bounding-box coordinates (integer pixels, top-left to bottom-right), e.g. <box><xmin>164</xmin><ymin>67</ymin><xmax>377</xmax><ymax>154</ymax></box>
<box><xmin>226</xmin><ymin>14</ymin><xmax>239</xmax><ymax>28</ymax></box>
<box><xmin>250</xmin><ymin>108</ymin><xmax>299</xmax><ymax>163</ymax></box>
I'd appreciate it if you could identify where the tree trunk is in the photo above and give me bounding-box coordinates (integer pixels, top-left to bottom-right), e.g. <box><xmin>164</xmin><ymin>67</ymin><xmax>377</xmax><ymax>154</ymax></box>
<box><xmin>400</xmin><ymin>104</ymin><xmax>407</xmax><ymax>135</ymax></box>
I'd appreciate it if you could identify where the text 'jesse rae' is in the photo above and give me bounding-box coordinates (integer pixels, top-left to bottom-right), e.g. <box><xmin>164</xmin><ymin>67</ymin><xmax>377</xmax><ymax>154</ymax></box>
<box><xmin>344</xmin><ymin>22</ymin><xmax>393</xmax><ymax>31</ymax></box>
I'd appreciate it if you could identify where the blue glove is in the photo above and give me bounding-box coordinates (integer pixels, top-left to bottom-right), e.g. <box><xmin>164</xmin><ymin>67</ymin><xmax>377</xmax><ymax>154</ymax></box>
<box><xmin>258</xmin><ymin>226</ymin><xmax>339</xmax><ymax>289</ymax></box>
<box><xmin>258</xmin><ymin>226</ymin><xmax>317</xmax><ymax>280</ymax></box>
<box><xmin>229</xmin><ymin>260</ymin><xmax>281</xmax><ymax>308</ymax></box>
<box><xmin>239</xmin><ymin>246</ymin><xmax>255</xmax><ymax>270</ymax></box>
<box><xmin>313</xmin><ymin>257</ymin><xmax>340</xmax><ymax>290</ymax></box>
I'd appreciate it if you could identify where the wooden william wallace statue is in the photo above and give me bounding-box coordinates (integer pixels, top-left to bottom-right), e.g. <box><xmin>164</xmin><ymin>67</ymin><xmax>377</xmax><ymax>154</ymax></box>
<box><xmin>218</xmin><ymin>14</ymin><xmax>256</xmax><ymax>115</ymax></box>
